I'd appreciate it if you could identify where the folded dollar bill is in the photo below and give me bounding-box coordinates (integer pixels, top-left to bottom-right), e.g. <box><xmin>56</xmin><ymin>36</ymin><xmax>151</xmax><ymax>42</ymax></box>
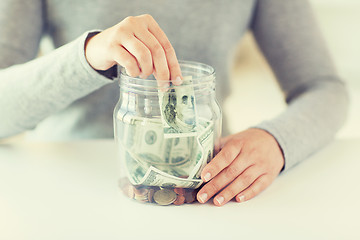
<box><xmin>159</xmin><ymin>76</ymin><xmax>198</xmax><ymax>133</ymax></box>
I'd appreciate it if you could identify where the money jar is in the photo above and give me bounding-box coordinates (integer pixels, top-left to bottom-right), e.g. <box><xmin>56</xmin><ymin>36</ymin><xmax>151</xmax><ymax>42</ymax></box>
<box><xmin>114</xmin><ymin>61</ymin><xmax>222</xmax><ymax>206</ymax></box>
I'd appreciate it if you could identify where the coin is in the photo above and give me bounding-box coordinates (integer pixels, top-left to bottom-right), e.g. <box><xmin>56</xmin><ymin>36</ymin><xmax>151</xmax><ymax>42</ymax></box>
<box><xmin>147</xmin><ymin>188</ymin><xmax>155</xmax><ymax>203</ymax></box>
<box><xmin>153</xmin><ymin>189</ymin><xmax>177</xmax><ymax>205</ymax></box>
<box><xmin>134</xmin><ymin>187</ymin><xmax>149</xmax><ymax>202</ymax></box>
<box><xmin>174</xmin><ymin>188</ymin><xmax>185</xmax><ymax>195</ymax></box>
<box><xmin>173</xmin><ymin>194</ymin><xmax>186</xmax><ymax>205</ymax></box>
<box><xmin>184</xmin><ymin>189</ymin><xmax>197</xmax><ymax>203</ymax></box>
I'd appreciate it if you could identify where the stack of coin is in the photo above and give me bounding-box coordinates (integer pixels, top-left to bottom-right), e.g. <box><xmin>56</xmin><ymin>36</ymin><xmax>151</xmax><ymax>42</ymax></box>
<box><xmin>147</xmin><ymin>188</ymin><xmax>155</xmax><ymax>203</ymax></box>
<box><xmin>134</xmin><ymin>187</ymin><xmax>150</xmax><ymax>202</ymax></box>
<box><xmin>173</xmin><ymin>188</ymin><xmax>186</xmax><ymax>205</ymax></box>
<box><xmin>119</xmin><ymin>178</ymin><xmax>200</xmax><ymax>206</ymax></box>
<box><xmin>184</xmin><ymin>188</ymin><xmax>197</xmax><ymax>203</ymax></box>
<box><xmin>153</xmin><ymin>188</ymin><xmax>177</xmax><ymax>205</ymax></box>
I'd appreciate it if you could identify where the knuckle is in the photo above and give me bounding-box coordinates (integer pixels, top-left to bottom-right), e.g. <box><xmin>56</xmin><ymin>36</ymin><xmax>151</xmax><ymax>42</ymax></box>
<box><xmin>241</xmin><ymin>172</ymin><xmax>253</xmax><ymax>185</ymax></box>
<box><xmin>141</xmin><ymin>14</ymin><xmax>153</xmax><ymax>20</ymax></box>
<box><xmin>124</xmin><ymin>64</ymin><xmax>139</xmax><ymax>77</ymax></box>
<box><xmin>137</xmin><ymin>50</ymin><xmax>150</xmax><ymax>63</ymax></box>
<box><xmin>114</xmin><ymin>25</ymin><xmax>131</xmax><ymax>38</ymax></box>
<box><xmin>143</xmin><ymin>67</ymin><xmax>153</xmax><ymax>76</ymax></box>
<box><xmin>226</xmin><ymin>188</ymin><xmax>237</xmax><ymax>198</ymax></box>
<box><xmin>224</xmin><ymin>165</ymin><xmax>239</xmax><ymax>179</ymax></box>
<box><xmin>142</xmin><ymin>66</ymin><xmax>153</xmax><ymax>76</ymax></box>
<box><xmin>162</xmin><ymin>41</ymin><xmax>174</xmax><ymax>54</ymax></box>
<box><xmin>115</xmin><ymin>22</ymin><xmax>125</xmax><ymax>31</ymax></box>
<box><xmin>208</xmin><ymin>182</ymin><xmax>220</xmax><ymax>194</ymax></box>
<box><xmin>248</xmin><ymin>147</ymin><xmax>260</xmax><ymax>158</ymax></box>
<box><xmin>122</xmin><ymin>58</ymin><xmax>136</xmax><ymax>69</ymax></box>
<box><xmin>124</xmin><ymin>16</ymin><xmax>136</xmax><ymax>24</ymax></box>
<box><xmin>222</xmin><ymin>150</ymin><xmax>232</xmax><ymax>162</ymax></box>
<box><xmin>233</xmin><ymin>139</ymin><xmax>244</xmax><ymax>149</ymax></box>
<box><xmin>152</xmin><ymin>44</ymin><xmax>164</xmax><ymax>56</ymax></box>
<box><xmin>222</xmin><ymin>145</ymin><xmax>237</xmax><ymax>163</ymax></box>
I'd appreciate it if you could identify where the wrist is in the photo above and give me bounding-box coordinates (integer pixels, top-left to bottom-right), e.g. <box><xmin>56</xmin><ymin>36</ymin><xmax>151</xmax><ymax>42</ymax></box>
<box><xmin>84</xmin><ymin>31</ymin><xmax>118</xmax><ymax>79</ymax></box>
<box><xmin>249</xmin><ymin>128</ymin><xmax>285</xmax><ymax>172</ymax></box>
<box><xmin>84</xmin><ymin>31</ymin><xmax>101</xmax><ymax>69</ymax></box>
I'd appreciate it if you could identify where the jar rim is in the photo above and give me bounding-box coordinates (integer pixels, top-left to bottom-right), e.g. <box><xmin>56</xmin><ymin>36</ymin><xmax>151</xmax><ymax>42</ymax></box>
<box><xmin>119</xmin><ymin>60</ymin><xmax>215</xmax><ymax>88</ymax></box>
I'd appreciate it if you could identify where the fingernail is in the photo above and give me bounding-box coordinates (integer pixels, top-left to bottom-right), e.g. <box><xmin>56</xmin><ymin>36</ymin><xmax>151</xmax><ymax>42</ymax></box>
<box><xmin>198</xmin><ymin>193</ymin><xmax>208</xmax><ymax>203</ymax></box>
<box><xmin>173</xmin><ymin>76</ymin><xmax>182</xmax><ymax>85</ymax></box>
<box><xmin>216</xmin><ymin>196</ymin><xmax>224</xmax><ymax>205</ymax></box>
<box><xmin>238</xmin><ymin>195</ymin><xmax>245</xmax><ymax>202</ymax></box>
<box><xmin>203</xmin><ymin>172</ymin><xmax>211</xmax><ymax>182</ymax></box>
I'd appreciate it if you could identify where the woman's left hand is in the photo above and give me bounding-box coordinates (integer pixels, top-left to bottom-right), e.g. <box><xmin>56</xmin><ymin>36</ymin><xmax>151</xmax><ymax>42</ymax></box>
<box><xmin>197</xmin><ymin>128</ymin><xmax>284</xmax><ymax>206</ymax></box>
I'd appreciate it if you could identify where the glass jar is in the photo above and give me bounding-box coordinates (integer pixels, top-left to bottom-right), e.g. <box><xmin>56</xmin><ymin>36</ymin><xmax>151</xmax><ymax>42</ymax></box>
<box><xmin>114</xmin><ymin>61</ymin><xmax>222</xmax><ymax>205</ymax></box>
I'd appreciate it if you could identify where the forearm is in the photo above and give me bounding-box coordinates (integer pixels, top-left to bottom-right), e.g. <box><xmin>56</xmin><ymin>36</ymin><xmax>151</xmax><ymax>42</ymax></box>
<box><xmin>0</xmin><ymin>32</ymin><xmax>112</xmax><ymax>139</ymax></box>
<box><xmin>250</xmin><ymin>0</ymin><xmax>349</xmax><ymax>171</ymax></box>
<box><xmin>255</xmin><ymin>79</ymin><xmax>349</xmax><ymax>171</ymax></box>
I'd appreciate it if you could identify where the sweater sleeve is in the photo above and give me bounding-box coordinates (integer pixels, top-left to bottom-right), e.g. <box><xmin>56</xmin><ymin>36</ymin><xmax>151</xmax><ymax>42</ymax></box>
<box><xmin>250</xmin><ymin>0</ymin><xmax>349</xmax><ymax>171</ymax></box>
<box><xmin>0</xmin><ymin>0</ymin><xmax>112</xmax><ymax>139</ymax></box>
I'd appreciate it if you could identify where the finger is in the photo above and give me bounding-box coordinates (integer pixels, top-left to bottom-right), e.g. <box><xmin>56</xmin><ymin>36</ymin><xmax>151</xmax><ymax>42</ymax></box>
<box><xmin>165</xmin><ymin>47</ymin><xmax>182</xmax><ymax>85</ymax></box>
<box><xmin>198</xmin><ymin>155</ymin><xmax>252</xmax><ymax>204</ymax></box>
<box><xmin>201</xmin><ymin>140</ymin><xmax>243</xmax><ymax>183</ymax></box>
<box><xmin>112</xmin><ymin>45</ymin><xmax>140</xmax><ymax>77</ymax></box>
<box><xmin>235</xmin><ymin>174</ymin><xmax>271</xmax><ymax>203</ymax></box>
<box><xmin>145</xmin><ymin>15</ymin><xmax>181</xmax><ymax>83</ymax></box>
<box><xmin>121</xmin><ymin>36</ymin><xmax>152</xmax><ymax>79</ymax></box>
<box><xmin>150</xmin><ymin>38</ymin><xmax>169</xmax><ymax>83</ymax></box>
<box><xmin>134</xmin><ymin>29</ymin><xmax>170</xmax><ymax>87</ymax></box>
<box><xmin>213</xmin><ymin>165</ymin><xmax>260</xmax><ymax>206</ymax></box>
<box><xmin>197</xmin><ymin>153</ymin><xmax>248</xmax><ymax>204</ymax></box>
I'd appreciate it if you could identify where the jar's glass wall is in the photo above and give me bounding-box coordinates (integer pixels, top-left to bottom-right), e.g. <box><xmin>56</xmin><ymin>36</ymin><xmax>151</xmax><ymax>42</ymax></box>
<box><xmin>114</xmin><ymin>61</ymin><xmax>222</xmax><ymax>205</ymax></box>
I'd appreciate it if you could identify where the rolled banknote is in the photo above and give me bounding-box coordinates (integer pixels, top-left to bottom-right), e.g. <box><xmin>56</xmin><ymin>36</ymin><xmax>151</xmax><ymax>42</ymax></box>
<box><xmin>159</xmin><ymin>76</ymin><xmax>198</xmax><ymax>133</ymax></box>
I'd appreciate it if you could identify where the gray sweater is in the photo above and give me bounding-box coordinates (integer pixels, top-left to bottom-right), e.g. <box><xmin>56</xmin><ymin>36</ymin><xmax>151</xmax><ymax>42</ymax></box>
<box><xmin>0</xmin><ymin>0</ymin><xmax>349</xmax><ymax>171</ymax></box>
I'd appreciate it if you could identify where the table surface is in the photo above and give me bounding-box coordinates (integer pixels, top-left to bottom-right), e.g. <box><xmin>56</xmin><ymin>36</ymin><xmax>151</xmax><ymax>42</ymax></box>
<box><xmin>1</xmin><ymin>138</ymin><xmax>359</xmax><ymax>240</ymax></box>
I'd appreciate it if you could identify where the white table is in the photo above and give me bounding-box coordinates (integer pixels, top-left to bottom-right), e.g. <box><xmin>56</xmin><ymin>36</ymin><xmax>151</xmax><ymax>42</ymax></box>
<box><xmin>1</xmin><ymin>139</ymin><xmax>359</xmax><ymax>240</ymax></box>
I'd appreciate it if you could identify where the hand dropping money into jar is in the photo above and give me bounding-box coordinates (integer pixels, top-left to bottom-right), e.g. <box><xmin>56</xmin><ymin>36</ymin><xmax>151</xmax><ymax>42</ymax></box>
<box><xmin>120</xmin><ymin>75</ymin><xmax>215</xmax><ymax>205</ymax></box>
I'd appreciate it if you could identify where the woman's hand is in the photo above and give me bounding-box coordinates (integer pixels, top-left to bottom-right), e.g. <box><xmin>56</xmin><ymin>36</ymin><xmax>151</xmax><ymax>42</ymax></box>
<box><xmin>85</xmin><ymin>14</ymin><xmax>182</xmax><ymax>87</ymax></box>
<box><xmin>197</xmin><ymin>128</ymin><xmax>284</xmax><ymax>206</ymax></box>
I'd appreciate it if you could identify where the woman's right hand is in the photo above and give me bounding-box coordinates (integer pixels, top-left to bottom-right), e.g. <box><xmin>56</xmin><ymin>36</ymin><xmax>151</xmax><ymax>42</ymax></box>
<box><xmin>85</xmin><ymin>14</ymin><xmax>182</xmax><ymax>87</ymax></box>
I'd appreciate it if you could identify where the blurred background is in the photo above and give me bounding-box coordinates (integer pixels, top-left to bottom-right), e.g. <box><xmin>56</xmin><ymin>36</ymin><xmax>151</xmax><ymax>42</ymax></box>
<box><xmin>226</xmin><ymin>0</ymin><xmax>360</xmax><ymax>138</ymax></box>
